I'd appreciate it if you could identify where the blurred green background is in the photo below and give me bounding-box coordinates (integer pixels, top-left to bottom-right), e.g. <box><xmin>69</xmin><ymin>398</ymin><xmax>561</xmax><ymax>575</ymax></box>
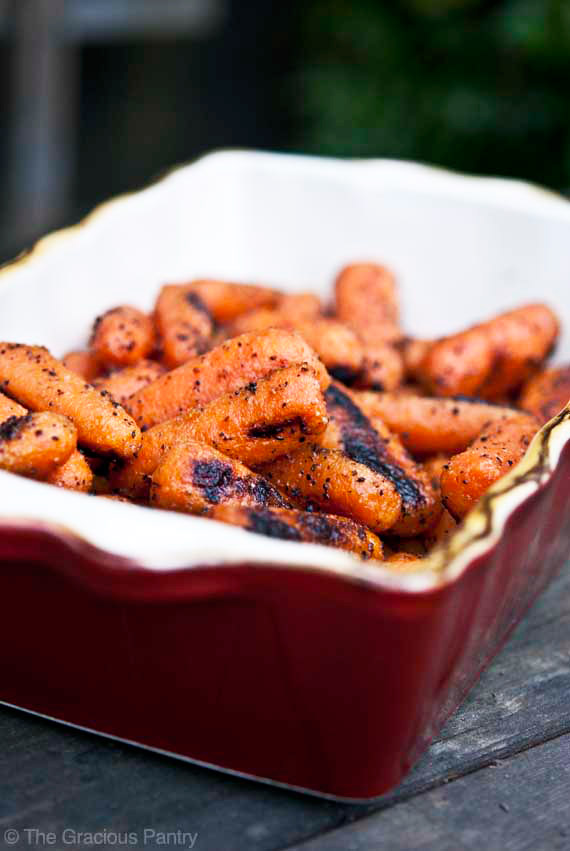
<box><xmin>1</xmin><ymin>0</ymin><xmax>569</xmax><ymax>259</ymax></box>
<box><xmin>294</xmin><ymin>0</ymin><xmax>570</xmax><ymax>188</ymax></box>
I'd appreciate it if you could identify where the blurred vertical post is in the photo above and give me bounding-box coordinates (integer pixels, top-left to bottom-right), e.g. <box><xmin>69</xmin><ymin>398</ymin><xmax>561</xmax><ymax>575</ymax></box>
<box><xmin>7</xmin><ymin>0</ymin><xmax>77</xmax><ymax>248</ymax></box>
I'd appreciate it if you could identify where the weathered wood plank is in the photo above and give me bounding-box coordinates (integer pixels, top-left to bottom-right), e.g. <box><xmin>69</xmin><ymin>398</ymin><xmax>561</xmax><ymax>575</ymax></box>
<box><xmin>0</xmin><ymin>563</ymin><xmax>569</xmax><ymax>851</ymax></box>
<box><xmin>286</xmin><ymin>734</ymin><xmax>570</xmax><ymax>851</ymax></box>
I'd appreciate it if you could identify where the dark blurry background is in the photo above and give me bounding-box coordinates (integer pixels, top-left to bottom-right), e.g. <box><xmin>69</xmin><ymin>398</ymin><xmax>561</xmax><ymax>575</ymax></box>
<box><xmin>1</xmin><ymin>0</ymin><xmax>569</xmax><ymax>261</ymax></box>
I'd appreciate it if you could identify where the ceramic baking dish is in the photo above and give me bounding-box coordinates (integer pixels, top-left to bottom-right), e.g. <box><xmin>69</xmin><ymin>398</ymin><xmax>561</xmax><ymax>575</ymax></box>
<box><xmin>1</xmin><ymin>151</ymin><xmax>570</xmax><ymax>802</ymax></box>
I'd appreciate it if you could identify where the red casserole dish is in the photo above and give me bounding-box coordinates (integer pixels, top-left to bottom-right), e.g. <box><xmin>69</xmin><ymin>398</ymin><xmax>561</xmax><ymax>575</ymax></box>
<box><xmin>1</xmin><ymin>152</ymin><xmax>569</xmax><ymax>801</ymax></box>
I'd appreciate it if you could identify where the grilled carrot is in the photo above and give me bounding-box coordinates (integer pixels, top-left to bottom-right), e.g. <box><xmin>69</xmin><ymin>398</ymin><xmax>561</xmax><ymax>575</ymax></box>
<box><xmin>62</xmin><ymin>350</ymin><xmax>101</xmax><ymax>381</ymax></box>
<box><xmin>335</xmin><ymin>262</ymin><xmax>401</xmax><ymax>345</ymax></box>
<box><xmin>355</xmin><ymin>343</ymin><xmax>404</xmax><ymax>392</ymax></box>
<box><xmin>150</xmin><ymin>441</ymin><xmax>290</xmax><ymax>514</ymax></box>
<box><xmin>417</xmin><ymin>304</ymin><xmax>559</xmax><ymax>399</ymax></box>
<box><xmin>93</xmin><ymin>360</ymin><xmax>166</xmax><ymax>406</ymax></box>
<box><xmin>181</xmin><ymin>279</ymin><xmax>281</xmax><ymax>321</ymax></box>
<box><xmin>519</xmin><ymin>365</ymin><xmax>570</xmax><ymax>425</ymax></box>
<box><xmin>155</xmin><ymin>284</ymin><xmax>213</xmax><ymax>368</ymax></box>
<box><xmin>440</xmin><ymin>413</ymin><xmax>540</xmax><ymax>518</ymax></box>
<box><xmin>90</xmin><ymin>306</ymin><xmax>155</xmax><ymax>368</ymax></box>
<box><xmin>45</xmin><ymin>449</ymin><xmax>93</xmax><ymax>492</ymax></box>
<box><xmin>112</xmin><ymin>364</ymin><xmax>328</xmax><ymax>497</ymax></box>
<box><xmin>211</xmin><ymin>504</ymin><xmax>383</xmax><ymax>560</ymax></box>
<box><xmin>126</xmin><ymin>328</ymin><xmax>330</xmax><ymax>430</ymax></box>
<box><xmin>260</xmin><ymin>443</ymin><xmax>401</xmax><ymax>535</ymax></box>
<box><xmin>228</xmin><ymin>293</ymin><xmax>322</xmax><ymax>336</ymax></box>
<box><xmin>0</xmin><ymin>344</ymin><xmax>141</xmax><ymax>457</ymax></box>
<box><xmin>227</xmin><ymin>311</ymin><xmax>364</xmax><ymax>384</ymax></box>
<box><xmin>0</xmin><ymin>411</ymin><xmax>77</xmax><ymax>477</ymax></box>
<box><xmin>353</xmin><ymin>391</ymin><xmax>519</xmax><ymax>455</ymax></box>
<box><xmin>321</xmin><ymin>383</ymin><xmax>441</xmax><ymax>536</ymax></box>
<box><xmin>0</xmin><ymin>391</ymin><xmax>26</xmax><ymax>421</ymax></box>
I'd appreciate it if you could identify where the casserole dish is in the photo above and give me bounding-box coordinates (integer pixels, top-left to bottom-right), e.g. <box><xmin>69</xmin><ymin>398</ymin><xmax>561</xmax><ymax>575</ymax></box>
<box><xmin>1</xmin><ymin>151</ymin><xmax>570</xmax><ymax>801</ymax></box>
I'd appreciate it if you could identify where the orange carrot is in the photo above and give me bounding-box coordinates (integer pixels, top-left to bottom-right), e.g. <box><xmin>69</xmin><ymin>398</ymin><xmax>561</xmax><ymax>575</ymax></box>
<box><xmin>90</xmin><ymin>306</ymin><xmax>155</xmax><ymax>368</ymax></box>
<box><xmin>126</xmin><ymin>328</ymin><xmax>329</xmax><ymax>430</ymax></box>
<box><xmin>440</xmin><ymin>413</ymin><xmax>540</xmax><ymax>518</ymax></box>
<box><xmin>211</xmin><ymin>504</ymin><xmax>383</xmax><ymax>560</ymax></box>
<box><xmin>0</xmin><ymin>344</ymin><xmax>141</xmax><ymax>458</ymax></box>
<box><xmin>519</xmin><ymin>365</ymin><xmax>570</xmax><ymax>425</ymax></box>
<box><xmin>150</xmin><ymin>441</ymin><xmax>290</xmax><ymax>514</ymax></box>
<box><xmin>335</xmin><ymin>262</ymin><xmax>401</xmax><ymax>345</ymax></box>
<box><xmin>417</xmin><ymin>304</ymin><xmax>559</xmax><ymax>398</ymax></box>
<box><xmin>0</xmin><ymin>412</ymin><xmax>77</xmax><ymax>477</ymax></box>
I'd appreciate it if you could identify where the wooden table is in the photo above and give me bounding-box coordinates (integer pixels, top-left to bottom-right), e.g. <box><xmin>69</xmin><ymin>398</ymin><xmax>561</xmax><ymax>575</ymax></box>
<box><xmin>2</xmin><ymin>564</ymin><xmax>569</xmax><ymax>851</ymax></box>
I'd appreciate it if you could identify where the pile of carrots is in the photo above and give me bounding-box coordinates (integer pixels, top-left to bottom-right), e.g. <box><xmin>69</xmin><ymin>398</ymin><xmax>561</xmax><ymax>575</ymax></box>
<box><xmin>0</xmin><ymin>263</ymin><xmax>566</xmax><ymax>569</ymax></box>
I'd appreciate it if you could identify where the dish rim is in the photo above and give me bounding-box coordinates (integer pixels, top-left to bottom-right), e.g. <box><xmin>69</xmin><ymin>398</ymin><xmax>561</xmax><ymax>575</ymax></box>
<box><xmin>1</xmin><ymin>148</ymin><xmax>569</xmax><ymax>595</ymax></box>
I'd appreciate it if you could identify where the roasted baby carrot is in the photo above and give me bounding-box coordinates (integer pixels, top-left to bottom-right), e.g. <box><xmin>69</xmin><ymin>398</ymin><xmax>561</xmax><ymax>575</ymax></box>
<box><xmin>126</xmin><ymin>328</ymin><xmax>330</xmax><ymax>430</ymax></box>
<box><xmin>228</xmin><ymin>294</ymin><xmax>322</xmax><ymax>336</ymax></box>
<box><xmin>62</xmin><ymin>350</ymin><xmax>101</xmax><ymax>381</ymax></box>
<box><xmin>181</xmin><ymin>279</ymin><xmax>281</xmax><ymax>321</ymax></box>
<box><xmin>112</xmin><ymin>364</ymin><xmax>328</xmax><ymax>497</ymax></box>
<box><xmin>440</xmin><ymin>413</ymin><xmax>540</xmax><ymax>519</ymax></box>
<box><xmin>155</xmin><ymin>284</ymin><xmax>213</xmax><ymax>368</ymax></box>
<box><xmin>150</xmin><ymin>441</ymin><xmax>291</xmax><ymax>514</ymax></box>
<box><xmin>400</xmin><ymin>338</ymin><xmax>431</xmax><ymax>380</ymax></box>
<box><xmin>0</xmin><ymin>411</ymin><xmax>77</xmax><ymax>477</ymax></box>
<box><xmin>211</xmin><ymin>504</ymin><xmax>383</xmax><ymax>560</ymax></box>
<box><xmin>417</xmin><ymin>304</ymin><xmax>559</xmax><ymax>399</ymax></box>
<box><xmin>519</xmin><ymin>365</ymin><xmax>570</xmax><ymax>425</ymax></box>
<box><xmin>0</xmin><ymin>344</ymin><xmax>141</xmax><ymax>457</ymax></box>
<box><xmin>335</xmin><ymin>262</ymin><xmax>401</xmax><ymax>345</ymax></box>
<box><xmin>353</xmin><ymin>391</ymin><xmax>519</xmax><ymax>455</ymax></box>
<box><xmin>321</xmin><ymin>383</ymin><xmax>441</xmax><ymax>536</ymax></box>
<box><xmin>0</xmin><ymin>391</ymin><xmax>26</xmax><ymax>421</ymax></box>
<box><xmin>93</xmin><ymin>359</ymin><xmax>166</xmax><ymax>406</ymax></box>
<box><xmin>90</xmin><ymin>306</ymin><xmax>155</xmax><ymax>368</ymax></box>
<box><xmin>45</xmin><ymin>449</ymin><xmax>93</xmax><ymax>492</ymax></box>
<box><xmin>355</xmin><ymin>343</ymin><xmax>404</xmax><ymax>392</ymax></box>
<box><xmin>228</xmin><ymin>313</ymin><xmax>364</xmax><ymax>384</ymax></box>
<box><xmin>260</xmin><ymin>443</ymin><xmax>401</xmax><ymax>535</ymax></box>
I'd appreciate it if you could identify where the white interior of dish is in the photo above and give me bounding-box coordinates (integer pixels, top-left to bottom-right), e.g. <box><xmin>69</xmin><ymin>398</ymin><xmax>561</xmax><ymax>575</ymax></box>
<box><xmin>1</xmin><ymin>151</ymin><xmax>569</xmax><ymax>588</ymax></box>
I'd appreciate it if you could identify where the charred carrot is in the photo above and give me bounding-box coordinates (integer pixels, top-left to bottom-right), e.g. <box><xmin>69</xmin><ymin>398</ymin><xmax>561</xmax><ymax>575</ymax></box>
<box><xmin>211</xmin><ymin>504</ymin><xmax>383</xmax><ymax>560</ymax></box>
<box><xmin>0</xmin><ymin>344</ymin><xmax>141</xmax><ymax>457</ymax></box>
<box><xmin>155</xmin><ymin>285</ymin><xmax>213</xmax><ymax>368</ymax></box>
<box><xmin>519</xmin><ymin>365</ymin><xmax>570</xmax><ymax>425</ymax></box>
<box><xmin>181</xmin><ymin>279</ymin><xmax>280</xmax><ymax>321</ymax></box>
<box><xmin>260</xmin><ymin>443</ymin><xmax>401</xmax><ymax>534</ymax></box>
<box><xmin>321</xmin><ymin>383</ymin><xmax>441</xmax><ymax>536</ymax></box>
<box><xmin>126</xmin><ymin>328</ymin><xmax>330</xmax><ymax>430</ymax></box>
<box><xmin>355</xmin><ymin>343</ymin><xmax>404</xmax><ymax>392</ymax></box>
<box><xmin>112</xmin><ymin>364</ymin><xmax>328</xmax><ymax>497</ymax></box>
<box><xmin>0</xmin><ymin>411</ymin><xmax>77</xmax><ymax>477</ymax></box>
<box><xmin>90</xmin><ymin>306</ymin><xmax>155</xmax><ymax>368</ymax></box>
<box><xmin>150</xmin><ymin>441</ymin><xmax>291</xmax><ymax>514</ymax></box>
<box><xmin>417</xmin><ymin>304</ymin><xmax>559</xmax><ymax>399</ymax></box>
